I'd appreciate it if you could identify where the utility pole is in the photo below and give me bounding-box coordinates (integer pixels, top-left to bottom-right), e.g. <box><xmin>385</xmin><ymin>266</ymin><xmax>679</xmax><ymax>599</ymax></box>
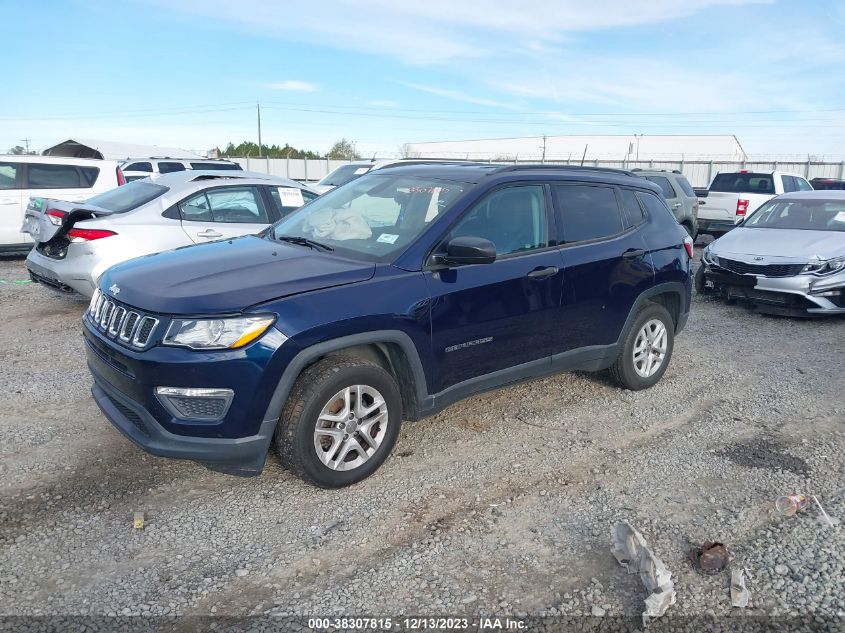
<box><xmin>257</xmin><ymin>103</ymin><xmax>263</xmax><ymax>158</ymax></box>
<box><xmin>541</xmin><ymin>135</ymin><xmax>547</xmax><ymax>164</ymax></box>
<box><xmin>20</xmin><ymin>138</ymin><xmax>31</xmax><ymax>153</ymax></box>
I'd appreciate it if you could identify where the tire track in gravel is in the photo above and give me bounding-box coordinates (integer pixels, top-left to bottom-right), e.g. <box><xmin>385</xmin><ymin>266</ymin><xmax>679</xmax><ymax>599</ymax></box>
<box><xmin>179</xmin><ymin>388</ymin><xmax>736</xmax><ymax>616</ymax></box>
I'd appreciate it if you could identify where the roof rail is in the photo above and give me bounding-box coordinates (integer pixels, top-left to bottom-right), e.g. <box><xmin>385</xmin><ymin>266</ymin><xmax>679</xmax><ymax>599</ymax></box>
<box><xmin>494</xmin><ymin>164</ymin><xmax>637</xmax><ymax>177</ymax></box>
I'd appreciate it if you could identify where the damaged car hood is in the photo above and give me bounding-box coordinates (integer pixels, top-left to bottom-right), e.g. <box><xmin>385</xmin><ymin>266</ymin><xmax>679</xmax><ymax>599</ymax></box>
<box><xmin>99</xmin><ymin>235</ymin><xmax>376</xmax><ymax>314</ymax></box>
<box><xmin>712</xmin><ymin>227</ymin><xmax>845</xmax><ymax>260</ymax></box>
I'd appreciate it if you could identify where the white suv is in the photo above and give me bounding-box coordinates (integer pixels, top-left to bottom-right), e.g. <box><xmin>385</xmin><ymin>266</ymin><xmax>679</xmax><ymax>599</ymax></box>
<box><xmin>120</xmin><ymin>158</ymin><xmax>242</xmax><ymax>182</ymax></box>
<box><xmin>0</xmin><ymin>155</ymin><xmax>124</xmax><ymax>253</ymax></box>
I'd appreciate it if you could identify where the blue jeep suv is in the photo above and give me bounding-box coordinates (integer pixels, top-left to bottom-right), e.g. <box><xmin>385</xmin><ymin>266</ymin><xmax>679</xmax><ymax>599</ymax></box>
<box><xmin>83</xmin><ymin>163</ymin><xmax>693</xmax><ymax>487</ymax></box>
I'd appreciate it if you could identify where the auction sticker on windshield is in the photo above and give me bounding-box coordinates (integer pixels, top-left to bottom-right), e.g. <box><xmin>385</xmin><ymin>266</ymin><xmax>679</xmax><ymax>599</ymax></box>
<box><xmin>376</xmin><ymin>233</ymin><xmax>399</xmax><ymax>244</ymax></box>
<box><xmin>277</xmin><ymin>187</ymin><xmax>305</xmax><ymax>207</ymax></box>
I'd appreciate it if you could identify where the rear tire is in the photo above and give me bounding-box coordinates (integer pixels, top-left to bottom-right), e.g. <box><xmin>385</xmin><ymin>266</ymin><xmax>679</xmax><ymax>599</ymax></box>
<box><xmin>275</xmin><ymin>355</ymin><xmax>402</xmax><ymax>488</ymax></box>
<box><xmin>609</xmin><ymin>303</ymin><xmax>675</xmax><ymax>390</ymax></box>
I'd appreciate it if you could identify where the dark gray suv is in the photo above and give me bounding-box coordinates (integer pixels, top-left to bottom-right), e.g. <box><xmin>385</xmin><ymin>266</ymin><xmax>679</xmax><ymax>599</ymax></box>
<box><xmin>633</xmin><ymin>169</ymin><xmax>699</xmax><ymax>239</ymax></box>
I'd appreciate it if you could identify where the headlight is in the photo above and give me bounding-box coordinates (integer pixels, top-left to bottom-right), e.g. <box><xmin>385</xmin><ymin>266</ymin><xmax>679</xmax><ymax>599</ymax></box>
<box><xmin>163</xmin><ymin>315</ymin><xmax>276</xmax><ymax>350</ymax></box>
<box><xmin>800</xmin><ymin>257</ymin><xmax>845</xmax><ymax>276</ymax></box>
<box><xmin>702</xmin><ymin>248</ymin><xmax>718</xmax><ymax>266</ymax></box>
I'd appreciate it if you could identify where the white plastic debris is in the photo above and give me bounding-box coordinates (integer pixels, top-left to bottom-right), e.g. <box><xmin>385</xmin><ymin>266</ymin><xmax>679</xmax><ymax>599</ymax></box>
<box><xmin>811</xmin><ymin>495</ymin><xmax>836</xmax><ymax>528</ymax></box>
<box><xmin>730</xmin><ymin>568</ymin><xmax>749</xmax><ymax>608</ymax></box>
<box><xmin>611</xmin><ymin>521</ymin><xmax>676</xmax><ymax>625</ymax></box>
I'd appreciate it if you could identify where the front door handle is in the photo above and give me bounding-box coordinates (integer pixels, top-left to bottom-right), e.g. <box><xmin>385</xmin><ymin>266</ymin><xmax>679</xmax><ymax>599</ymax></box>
<box><xmin>622</xmin><ymin>248</ymin><xmax>646</xmax><ymax>259</ymax></box>
<box><xmin>672</xmin><ymin>202</ymin><xmax>682</xmax><ymax>209</ymax></box>
<box><xmin>526</xmin><ymin>266</ymin><xmax>559</xmax><ymax>279</ymax></box>
<box><xmin>197</xmin><ymin>229</ymin><xmax>223</xmax><ymax>238</ymax></box>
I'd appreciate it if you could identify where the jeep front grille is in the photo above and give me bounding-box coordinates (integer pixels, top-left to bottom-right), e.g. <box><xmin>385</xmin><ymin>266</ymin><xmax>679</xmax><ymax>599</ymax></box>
<box><xmin>87</xmin><ymin>289</ymin><xmax>159</xmax><ymax>350</ymax></box>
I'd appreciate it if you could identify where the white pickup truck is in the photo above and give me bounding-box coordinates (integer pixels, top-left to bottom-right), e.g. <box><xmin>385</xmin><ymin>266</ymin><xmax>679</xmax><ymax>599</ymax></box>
<box><xmin>697</xmin><ymin>170</ymin><xmax>813</xmax><ymax>236</ymax></box>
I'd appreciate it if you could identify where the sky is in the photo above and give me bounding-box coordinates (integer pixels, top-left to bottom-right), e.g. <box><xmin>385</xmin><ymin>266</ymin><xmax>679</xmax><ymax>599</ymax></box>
<box><xmin>2</xmin><ymin>0</ymin><xmax>845</xmax><ymax>159</ymax></box>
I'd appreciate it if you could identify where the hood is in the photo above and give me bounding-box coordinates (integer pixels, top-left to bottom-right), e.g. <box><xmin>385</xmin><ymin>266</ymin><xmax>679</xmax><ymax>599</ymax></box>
<box><xmin>711</xmin><ymin>227</ymin><xmax>845</xmax><ymax>261</ymax></box>
<box><xmin>100</xmin><ymin>235</ymin><xmax>375</xmax><ymax>314</ymax></box>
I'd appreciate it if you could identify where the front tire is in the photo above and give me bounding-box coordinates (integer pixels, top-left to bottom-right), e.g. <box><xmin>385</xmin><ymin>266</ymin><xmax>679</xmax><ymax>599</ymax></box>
<box><xmin>609</xmin><ymin>303</ymin><xmax>675</xmax><ymax>390</ymax></box>
<box><xmin>275</xmin><ymin>355</ymin><xmax>402</xmax><ymax>488</ymax></box>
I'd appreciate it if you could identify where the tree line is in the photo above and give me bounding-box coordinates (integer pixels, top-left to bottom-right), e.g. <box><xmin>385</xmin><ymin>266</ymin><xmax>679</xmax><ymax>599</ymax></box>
<box><xmin>217</xmin><ymin>138</ymin><xmax>361</xmax><ymax>160</ymax></box>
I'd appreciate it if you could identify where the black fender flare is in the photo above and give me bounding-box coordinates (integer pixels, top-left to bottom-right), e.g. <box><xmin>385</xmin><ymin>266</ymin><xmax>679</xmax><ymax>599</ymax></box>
<box><xmin>261</xmin><ymin>330</ymin><xmax>430</xmax><ymax>427</ymax></box>
<box><xmin>620</xmin><ymin>281</ymin><xmax>690</xmax><ymax>338</ymax></box>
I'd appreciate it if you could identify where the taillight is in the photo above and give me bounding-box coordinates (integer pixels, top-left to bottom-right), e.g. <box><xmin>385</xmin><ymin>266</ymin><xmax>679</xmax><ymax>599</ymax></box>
<box><xmin>67</xmin><ymin>228</ymin><xmax>117</xmax><ymax>241</ymax></box>
<box><xmin>683</xmin><ymin>236</ymin><xmax>694</xmax><ymax>259</ymax></box>
<box><xmin>116</xmin><ymin>167</ymin><xmax>126</xmax><ymax>186</ymax></box>
<box><xmin>46</xmin><ymin>209</ymin><xmax>67</xmax><ymax>226</ymax></box>
<box><xmin>736</xmin><ymin>199</ymin><xmax>749</xmax><ymax>216</ymax></box>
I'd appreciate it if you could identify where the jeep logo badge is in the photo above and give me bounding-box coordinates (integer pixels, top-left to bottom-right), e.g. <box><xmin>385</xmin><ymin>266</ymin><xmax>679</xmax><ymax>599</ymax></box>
<box><xmin>109</xmin><ymin>283</ymin><xmax>120</xmax><ymax>295</ymax></box>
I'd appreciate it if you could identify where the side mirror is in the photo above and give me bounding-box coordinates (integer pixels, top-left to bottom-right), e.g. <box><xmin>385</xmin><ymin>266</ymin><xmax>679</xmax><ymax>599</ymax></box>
<box><xmin>435</xmin><ymin>236</ymin><xmax>497</xmax><ymax>266</ymax></box>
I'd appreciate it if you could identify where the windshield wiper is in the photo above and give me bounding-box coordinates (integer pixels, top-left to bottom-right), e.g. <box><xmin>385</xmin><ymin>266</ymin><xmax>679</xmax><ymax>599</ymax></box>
<box><xmin>276</xmin><ymin>235</ymin><xmax>334</xmax><ymax>251</ymax></box>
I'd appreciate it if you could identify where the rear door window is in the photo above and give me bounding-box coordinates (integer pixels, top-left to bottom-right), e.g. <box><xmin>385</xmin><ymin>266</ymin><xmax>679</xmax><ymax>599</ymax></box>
<box><xmin>124</xmin><ymin>162</ymin><xmax>153</xmax><ymax>173</ymax></box>
<box><xmin>0</xmin><ymin>162</ymin><xmax>20</xmax><ymax>189</ymax></box>
<box><xmin>268</xmin><ymin>186</ymin><xmax>316</xmax><ymax>217</ymax></box>
<box><xmin>781</xmin><ymin>175</ymin><xmax>797</xmax><ymax>193</ymax></box>
<box><xmin>180</xmin><ymin>186</ymin><xmax>269</xmax><ymax>223</ymax></box>
<box><xmin>710</xmin><ymin>172</ymin><xmax>775</xmax><ymax>194</ymax></box>
<box><xmin>26</xmin><ymin>164</ymin><xmax>99</xmax><ymax>189</ymax></box>
<box><xmin>554</xmin><ymin>184</ymin><xmax>624</xmax><ymax>242</ymax></box>
<box><xmin>675</xmin><ymin>176</ymin><xmax>696</xmax><ymax>197</ymax></box>
<box><xmin>158</xmin><ymin>162</ymin><xmax>186</xmax><ymax>174</ymax></box>
<box><xmin>645</xmin><ymin>176</ymin><xmax>676</xmax><ymax>199</ymax></box>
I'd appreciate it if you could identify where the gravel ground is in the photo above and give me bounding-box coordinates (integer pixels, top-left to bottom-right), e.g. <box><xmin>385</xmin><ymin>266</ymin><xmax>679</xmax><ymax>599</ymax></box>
<box><xmin>0</xmin><ymin>250</ymin><xmax>844</xmax><ymax>630</ymax></box>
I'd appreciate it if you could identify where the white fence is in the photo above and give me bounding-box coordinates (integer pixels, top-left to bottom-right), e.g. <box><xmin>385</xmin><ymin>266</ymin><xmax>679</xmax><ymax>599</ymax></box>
<box><xmin>229</xmin><ymin>156</ymin><xmax>845</xmax><ymax>188</ymax></box>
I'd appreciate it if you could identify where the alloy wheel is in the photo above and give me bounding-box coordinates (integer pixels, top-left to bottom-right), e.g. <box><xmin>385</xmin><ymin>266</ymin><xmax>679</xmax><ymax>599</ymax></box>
<box><xmin>632</xmin><ymin>319</ymin><xmax>668</xmax><ymax>378</ymax></box>
<box><xmin>313</xmin><ymin>385</ymin><xmax>389</xmax><ymax>471</ymax></box>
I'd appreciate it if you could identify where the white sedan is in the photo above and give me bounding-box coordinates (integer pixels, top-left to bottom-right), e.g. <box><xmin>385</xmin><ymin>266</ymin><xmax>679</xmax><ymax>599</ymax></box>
<box><xmin>22</xmin><ymin>171</ymin><xmax>318</xmax><ymax>297</ymax></box>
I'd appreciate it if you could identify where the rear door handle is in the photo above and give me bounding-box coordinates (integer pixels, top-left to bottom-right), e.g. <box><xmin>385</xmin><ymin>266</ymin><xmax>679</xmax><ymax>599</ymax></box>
<box><xmin>622</xmin><ymin>248</ymin><xmax>646</xmax><ymax>259</ymax></box>
<box><xmin>197</xmin><ymin>229</ymin><xmax>223</xmax><ymax>238</ymax></box>
<box><xmin>526</xmin><ymin>266</ymin><xmax>559</xmax><ymax>279</ymax></box>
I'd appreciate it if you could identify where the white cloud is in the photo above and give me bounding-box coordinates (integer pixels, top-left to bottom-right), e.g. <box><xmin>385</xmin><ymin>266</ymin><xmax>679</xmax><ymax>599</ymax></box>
<box><xmin>368</xmin><ymin>100</ymin><xmax>399</xmax><ymax>108</ymax></box>
<box><xmin>157</xmin><ymin>0</ymin><xmax>769</xmax><ymax>65</ymax></box>
<box><xmin>265</xmin><ymin>80</ymin><xmax>318</xmax><ymax>92</ymax></box>
<box><xmin>397</xmin><ymin>81</ymin><xmax>525</xmax><ymax>110</ymax></box>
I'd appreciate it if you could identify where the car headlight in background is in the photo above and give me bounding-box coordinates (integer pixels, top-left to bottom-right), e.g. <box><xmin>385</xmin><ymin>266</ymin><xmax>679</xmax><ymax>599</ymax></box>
<box><xmin>800</xmin><ymin>257</ymin><xmax>845</xmax><ymax>276</ymax></box>
<box><xmin>163</xmin><ymin>315</ymin><xmax>277</xmax><ymax>350</ymax></box>
<box><xmin>701</xmin><ymin>247</ymin><xmax>718</xmax><ymax>267</ymax></box>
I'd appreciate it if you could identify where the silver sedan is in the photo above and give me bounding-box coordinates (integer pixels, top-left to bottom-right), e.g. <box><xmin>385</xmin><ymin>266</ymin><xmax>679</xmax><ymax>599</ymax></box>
<box><xmin>22</xmin><ymin>171</ymin><xmax>318</xmax><ymax>297</ymax></box>
<box><xmin>696</xmin><ymin>191</ymin><xmax>845</xmax><ymax>316</ymax></box>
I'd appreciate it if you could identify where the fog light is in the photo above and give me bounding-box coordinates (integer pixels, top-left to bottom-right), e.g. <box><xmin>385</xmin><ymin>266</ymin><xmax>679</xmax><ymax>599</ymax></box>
<box><xmin>811</xmin><ymin>289</ymin><xmax>843</xmax><ymax>297</ymax></box>
<box><xmin>155</xmin><ymin>387</ymin><xmax>234</xmax><ymax>421</ymax></box>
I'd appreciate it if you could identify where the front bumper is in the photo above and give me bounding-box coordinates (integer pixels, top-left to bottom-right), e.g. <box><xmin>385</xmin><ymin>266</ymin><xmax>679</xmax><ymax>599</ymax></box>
<box><xmin>700</xmin><ymin>264</ymin><xmax>845</xmax><ymax>315</ymax></box>
<box><xmin>84</xmin><ymin>317</ymin><xmax>296</xmax><ymax>475</ymax></box>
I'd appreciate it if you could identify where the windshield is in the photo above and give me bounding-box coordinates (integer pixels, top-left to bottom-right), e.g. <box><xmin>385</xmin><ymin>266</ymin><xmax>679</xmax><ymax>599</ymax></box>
<box><xmin>318</xmin><ymin>164</ymin><xmax>372</xmax><ymax>187</ymax></box>
<box><xmin>270</xmin><ymin>173</ymin><xmax>466</xmax><ymax>260</ymax></box>
<box><xmin>85</xmin><ymin>181</ymin><xmax>168</xmax><ymax>213</ymax></box>
<box><xmin>710</xmin><ymin>172</ymin><xmax>775</xmax><ymax>194</ymax></box>
<box><xmin>744</xmin><ymin>198</ymin><xmax>845</xmax><ymax>232</ymax></box>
